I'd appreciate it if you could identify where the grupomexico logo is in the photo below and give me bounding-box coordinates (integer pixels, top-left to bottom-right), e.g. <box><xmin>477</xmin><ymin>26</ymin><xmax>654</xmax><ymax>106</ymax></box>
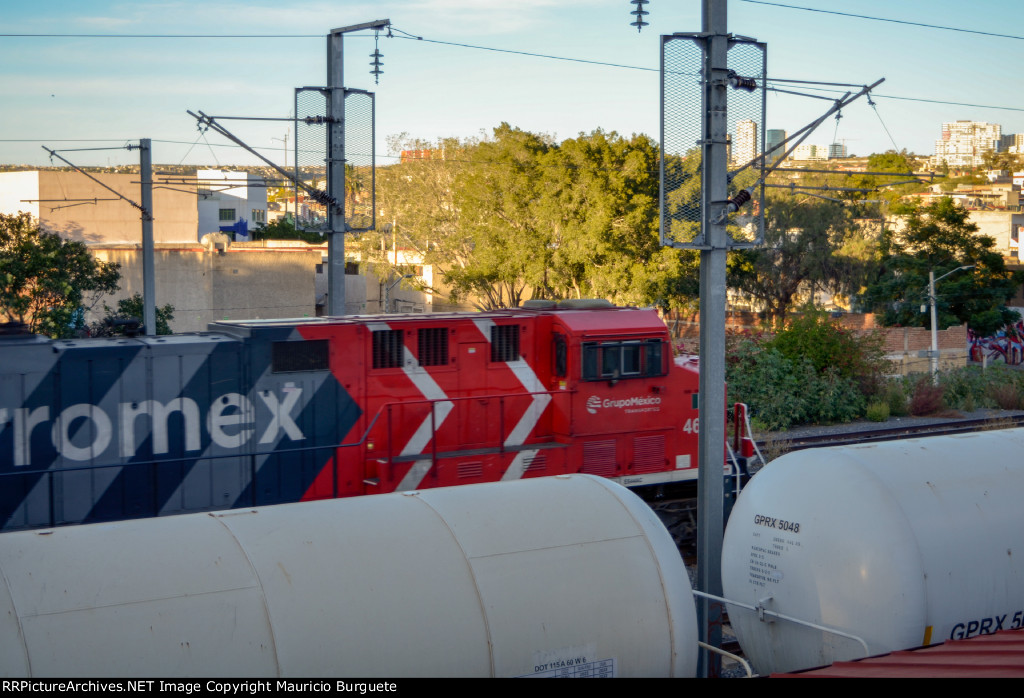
<box><xmin>586</xmin><ymin>394</ymin><xmax>662</xmax><ymax>415</ymax></box>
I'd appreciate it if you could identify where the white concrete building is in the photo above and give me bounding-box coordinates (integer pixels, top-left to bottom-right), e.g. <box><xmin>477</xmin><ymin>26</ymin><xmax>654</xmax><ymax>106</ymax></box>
<box><xmin>196</xmin><ymin>169</ymin><xmax>267</xmax><ymax>241</ymax></box>
<box><xmin>0</xmin><ymin>169</ymin><xmax>268</xmax><ymax>243</ymax></box>
<box><xmin>732</xmin><ymin>119</ymin><xmax>758</xmax><ymax>167</ymax></box>
<box><xmin>933</xmin><ymin>121</ymin><xmax>1002</xmax><ymax>168</ymax></box>
<box><xmin>0</xmin><ymin>170</ymin><xmax>199</xmax><ymax>243</ymax></box>
<box><xmin>791</xmin><ymin>144</ymin><xmax>829</xmax><ymax>161</ymax></box>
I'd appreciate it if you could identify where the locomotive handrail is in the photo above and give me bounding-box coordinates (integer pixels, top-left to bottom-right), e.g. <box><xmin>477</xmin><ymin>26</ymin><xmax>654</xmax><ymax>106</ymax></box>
<box><xmin>364</xmin><ymin>390</ymin><xmax>568</xmax><ymax>475</ymax></box>
<box><xmin>725</xmin><ymin>440</ymin><xmax>743</xmax><ymax>500</ymax></box>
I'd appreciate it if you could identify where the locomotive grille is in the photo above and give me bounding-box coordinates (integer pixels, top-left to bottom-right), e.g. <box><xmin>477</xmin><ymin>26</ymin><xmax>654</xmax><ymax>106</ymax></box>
<box><xmin>372</xmin><ymin>329</ymin><xmax>404</xmax><ymax>369</ymax></box>
<box><xmin>272</xmin><ymin>339</ymin><xmax>329</xmax><ymax>373</ymax></box>
<box><xmin>524</xmin><ymin>452</ymin><xmax>547</xmax><ymax>473</ymax></box>
<box><xmin>417</xmin><ymin>327</ymin><xmax>449</xmax><ymax>366</ymax></box>
<box><xmin>457</xmin><ymin>461</ymin><xmax>483</xmax><ymax>479</ymax></box>
<box><xmin>582</xmin><ymin>440</ymin><xmax>617</xmax><ymax>477</ymax></box>
<box><xmin>490</xmin><ymin>325</ymin><xmax>520</xmax><ymax>362</ymax></box>
<box><xmin>633</xmin><ymin>434</ymin><xmax>666</xmax><ymax>473</ymax></box>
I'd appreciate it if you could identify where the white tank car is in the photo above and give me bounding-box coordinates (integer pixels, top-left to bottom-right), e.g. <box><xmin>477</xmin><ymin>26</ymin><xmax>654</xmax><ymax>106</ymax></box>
<box><xmin>722</xmin><ymin>428</ymin><xmax>1024</xmax><ymax>675</ymax></box>
<box><xmin>0</xmin><ymin>474</ymin><xmax>697</xmax><ymax>678</ymax></box>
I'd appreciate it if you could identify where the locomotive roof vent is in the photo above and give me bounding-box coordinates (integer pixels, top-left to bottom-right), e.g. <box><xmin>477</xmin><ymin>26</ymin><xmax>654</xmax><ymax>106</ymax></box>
<box><xmin>556</xmin><ymin>298</ymin><xmax>615</xmax><ymax>310</ymax></box>
<box><xmin>520</xmin><ymin>299</ymin><xmax>557</xmax><ymax>309</ymax></box>
<box><xmin>519</xmin><ymin>299</ymin><xmax>616</xmax><ymax>311</ymax></box>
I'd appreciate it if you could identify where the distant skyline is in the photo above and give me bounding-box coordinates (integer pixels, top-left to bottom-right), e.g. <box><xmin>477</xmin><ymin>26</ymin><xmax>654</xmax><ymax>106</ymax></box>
<box><xmin>2</xmin><ymin>1</ymin><xmax>1023</xmax><ymax>169</ymax></box>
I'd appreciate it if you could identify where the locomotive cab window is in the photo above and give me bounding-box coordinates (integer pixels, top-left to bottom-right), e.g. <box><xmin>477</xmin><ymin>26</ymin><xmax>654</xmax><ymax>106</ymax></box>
<box><xmin>553</xmin><ymin>334</ymin><xmax>567</xmax><ymax>377</ymax></box>
<box><xmin>582</xmin><ymin>339</ymin><xmax>665</xmax><ymax>381</ymax></box>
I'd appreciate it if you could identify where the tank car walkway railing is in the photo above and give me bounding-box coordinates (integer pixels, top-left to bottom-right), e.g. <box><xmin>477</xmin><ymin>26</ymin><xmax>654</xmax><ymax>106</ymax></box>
<box><xmin>697</xmin><ymin>641</ymin><xmax>753</xmax><ymax>678</ymax></box>
<box><xmin>692</xmin><ymin>589</ymin><xmax>871</xmax><ymax>659</ymax></box>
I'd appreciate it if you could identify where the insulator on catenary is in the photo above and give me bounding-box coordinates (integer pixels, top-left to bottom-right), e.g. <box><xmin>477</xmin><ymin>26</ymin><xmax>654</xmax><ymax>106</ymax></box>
<box><xmin>727</xmin><ymin>188</ymin><xmax>753</xmax><ymax>213</ymax></box>
<box><xmin>370</xmin><ymin>49</ymin><xmax>383</xmax><ymax>84</ymax></box>
<box><xmin>728</xmin><ymin>73</ymin><xmax>758</xmax><ymax>92</ymax></box>
<box><xmin>630</xmin><ymin>0</ymin><xmax>649</xmax><ymax>32</ymax></box>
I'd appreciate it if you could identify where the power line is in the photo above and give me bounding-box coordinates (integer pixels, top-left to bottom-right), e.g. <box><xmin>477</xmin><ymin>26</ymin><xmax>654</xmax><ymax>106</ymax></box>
<box><xmin>739</xmin><ymin>1</ymin><xmax>1024</xmax><ymax>42</ymax></box>
<box><xmin>770</xmin><ymin>84</ymin><xmax>1024</xmax><ymax>114</ymax></box>
<box><xmin>0</xmin><ymin>33</ymin><xmax>322</xmax><ymax>38</ymax></box>
<box><xmin>389</xmin><ymin>32</ymin><xmax>657</xmax><ymax>72</ymax></box>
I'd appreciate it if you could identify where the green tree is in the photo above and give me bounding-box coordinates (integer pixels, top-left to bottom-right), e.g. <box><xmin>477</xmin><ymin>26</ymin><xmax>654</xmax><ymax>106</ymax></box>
<box><xmin>447</xmin><ymin>123</ymin><xmax>552</xmax><ymax>308</ymax></box>
<box><xmin>366</xmin><ymin>126</ymin><xmax>704</xmax><ymax>311</ymax></box>
<box><xmin>727</xmin><ymin>193</ymin><xmax>878</xmax><ymax>323</ymax></box>
<box><xmin>0</xmin><ymin>212</ymin><xmax>120</xmax><ymax>338</ymax></box>
<box><xmin>90</xmin><ymin>293</ymin><xmax>175</xmax><ymax>336</ymax></box>
<box><xmin>538</xmin><ymin>129</ymin><xmax>692</xmax><ymax>306</ymax></box>
<box><xmin>861</xmin><ymin>197</ymin><xmax>1023</xmax><ymax>335</ymax></box>
<box><xmin>841</xmin><ymin>150</ymin><xmax>927</xmax><ymax>205</ymax></box>
<box><xmin>251</xmin><ymin>217</ymin><xmax>326</xmax><ymax>244</ymax></box>
<box><xmin>768</xmin><ymin>308</ymin><xmax>889</xmax><ymax>397</ymax></box>
<box><xmin>354</xmin><ymin>133</ymin><xmax>471</xmax><ymax>306</ymax></box>
<box><xmin>980</xmin><ymin>148</ymin><xmax>1023</xmax><ymax>173</ymax></box>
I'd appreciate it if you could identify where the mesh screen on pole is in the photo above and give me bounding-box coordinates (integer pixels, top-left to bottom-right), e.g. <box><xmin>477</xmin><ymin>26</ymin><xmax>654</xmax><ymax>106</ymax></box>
<box><xmin>295</xmin><ymin>87</ymin><xmax>329</xmax><ymax>233</ymax></box>
<box><xmin>343</xmin><ymin>88</ymin><xmax>375</xmax><ymax>232</ymax></box>
<box><xmin>293</xmin><ymin>87</ymin><xmax>375</xmax><ymax>234</ymax></box>
<box><xmin>660</xmin><ymin>35</ymin><xmax>766</xmax><ymax>249</ymax></box>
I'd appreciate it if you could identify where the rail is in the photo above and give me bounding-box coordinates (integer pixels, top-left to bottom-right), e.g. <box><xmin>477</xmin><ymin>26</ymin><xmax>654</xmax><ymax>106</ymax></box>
<box><xmin>758</xmin><ymin>413</ymin><xmax>1024</xmax><ymax>453</ymax></box>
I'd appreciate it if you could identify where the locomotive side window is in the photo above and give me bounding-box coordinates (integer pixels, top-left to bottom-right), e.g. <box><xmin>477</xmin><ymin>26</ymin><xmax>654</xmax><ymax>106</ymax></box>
<box><xmin>490</xmin><ymin>325</ymin><xmax>520</xmax><ymax>362</ymax></box>
<box><xmin>553</xmin><ymin>335</ymin><xmax>567</xmax><ymax>377</ymax></box>
<box><xmin>272</xmin><ymin>339</ymin><xmax>329</xmax><ymax>373</ymax></box>
<box><xmin>372</xmin><ymin>329</ymin><xmax>404</xmax><ymax>369</ymax></box>
<box><xmin>418</xmin><ymin>327</ymin><xmax>449</xmax><ymax>366</ymax></box>
<box><xmin>582</xmin><ymin>339</ymin><xmax>666</xmax><ymax>381</ymax></box>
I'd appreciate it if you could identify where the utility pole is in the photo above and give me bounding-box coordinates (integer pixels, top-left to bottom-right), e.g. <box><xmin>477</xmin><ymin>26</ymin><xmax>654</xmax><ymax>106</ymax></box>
<box><xmin>139</xmin><ymin>138</ymin><xmax>155</xmax><ymax>336</ymax></box>
<box><xmin>327</xmin><ymin>19</ymin><xmax>389</xmax><ymax>316</ymax></box>
<box><xmin>41</xmin><ymin>141</ymin><xmax>156</xmax><ymax>335</ymax></box>
<box><xmin>696</xmin><ymin>0</ymin><xmax>728</xmax><ymax>678</ymax></box>
<box><xmin>272</xmin><ymin>129</ymin><xmax>289</xmax><ymax>169</ymax></box>
<box><xmin>327</xmin><ymin>28</ymin><xmax>346</xmax><ymax>316</ymax></box>
<box><xmin>927</xmin><ymin>265</ymin><xmax>974</xmax><ymax>384</ymax></box>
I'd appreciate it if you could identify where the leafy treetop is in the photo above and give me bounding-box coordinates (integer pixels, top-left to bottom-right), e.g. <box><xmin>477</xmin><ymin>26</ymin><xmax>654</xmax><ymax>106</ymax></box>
<box><xmin>0</xmin><ymin>212</ymin><xmax>120</xmax><ymax>338</ymax></box>
<box><xmin>861</xmin><ymin>197</ymin><xmax>1023</xmax><ymax>335</ymax></box>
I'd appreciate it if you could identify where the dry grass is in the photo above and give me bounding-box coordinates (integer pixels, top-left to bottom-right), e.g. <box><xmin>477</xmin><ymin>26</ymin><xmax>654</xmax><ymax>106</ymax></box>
<box><xmin>759</xmin><ymin>436</ymin><xmax>794</xmax><ymax>463</ymax></box>
<box><xmin>979</xmin><ymin>415</ymin><xmax>1019</xmax><ymax>432</ymax></box>
<box><xmin>986</xmin><ymin>383</ymin><xmax>1023</xmax><ymax>410</ymax></box>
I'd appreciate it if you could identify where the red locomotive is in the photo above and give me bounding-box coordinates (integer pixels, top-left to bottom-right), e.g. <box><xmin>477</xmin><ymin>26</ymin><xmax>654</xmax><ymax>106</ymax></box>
<box><xmin>0</xmin><ymin>299</ymin><xmax>731</xmax><ymax>530</ymax></box>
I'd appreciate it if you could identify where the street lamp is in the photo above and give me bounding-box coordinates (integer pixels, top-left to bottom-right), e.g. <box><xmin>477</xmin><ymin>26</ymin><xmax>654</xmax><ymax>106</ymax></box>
<box><xmin>926</xmin><ymin>265</ymin><xmax>974</xmax><ymax>383</ymax></box>
<box><xmin>384</xmin><ymin>274</ymin><xmax>414</xmax><ymax>314</ymax></box>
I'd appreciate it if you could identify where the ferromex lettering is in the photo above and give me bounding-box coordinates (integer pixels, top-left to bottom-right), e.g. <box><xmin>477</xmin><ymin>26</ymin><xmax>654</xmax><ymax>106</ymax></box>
<box><xmin>0</xmin><ymin>388</ymin><xmax>304</xmax><ymax>465</ymax></box>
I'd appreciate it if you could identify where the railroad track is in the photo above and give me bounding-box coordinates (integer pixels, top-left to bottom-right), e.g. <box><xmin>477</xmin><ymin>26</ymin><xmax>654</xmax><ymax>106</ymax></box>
<box><xmin>754</xmin><ymin>412</ymin><xmax>1024</xmax><ymax>454</ymax></box>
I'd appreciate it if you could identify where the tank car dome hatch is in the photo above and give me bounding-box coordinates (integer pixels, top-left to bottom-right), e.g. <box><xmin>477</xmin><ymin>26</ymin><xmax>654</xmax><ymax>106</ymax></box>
<box><xmin>721</xmin><ymin>428</ymin><xmax>1024</xmax><ymax>676</ymax></box>
<box><xmin>0</xmin><ymin>475</ymin><xmax>698</xmax><ymax>678</ymax></box>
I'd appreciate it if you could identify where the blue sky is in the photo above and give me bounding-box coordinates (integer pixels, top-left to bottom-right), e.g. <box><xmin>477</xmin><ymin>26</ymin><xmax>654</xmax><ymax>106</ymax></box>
<box><xmin>2</xmin><ymin>1</ymin><xmax>1022</xmax><ymax>167</ymax></box>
